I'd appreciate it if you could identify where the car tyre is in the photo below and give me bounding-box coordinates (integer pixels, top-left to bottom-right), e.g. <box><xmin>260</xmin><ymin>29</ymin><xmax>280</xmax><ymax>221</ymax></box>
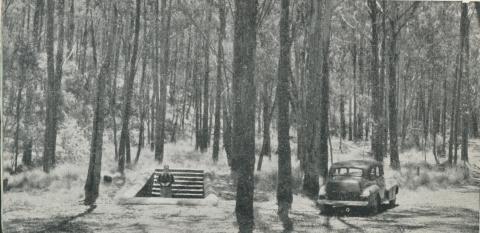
<box><xmin>388</xmin><ymin>199</ymin><xmax>396</xmax><ymax>208</ymax></box>
<box><xmin>320</xmin><ymin>205</ymin><xmax>333</xmax><ymax>215</ymax></box>
<box><xmin>368</xmin><ymin>195</ymin><xmax>380</xmax><ymax>215</ymax></box>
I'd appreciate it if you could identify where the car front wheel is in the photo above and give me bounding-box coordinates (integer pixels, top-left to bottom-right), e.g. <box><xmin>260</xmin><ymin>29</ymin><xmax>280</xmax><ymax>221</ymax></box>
<box><xmin>388</xmin><ymin>199</ymin><xmax>396</xmax><ymax>208</ymax></box>
<box><xmin>368</xmin><ymin>195</ymin><xmax>380</xmax><ymax>215</ymax></box>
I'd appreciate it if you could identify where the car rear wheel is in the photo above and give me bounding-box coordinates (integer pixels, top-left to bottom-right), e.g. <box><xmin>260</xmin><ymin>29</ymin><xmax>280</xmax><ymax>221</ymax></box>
<box><xmin>320</xmin><ymin>205</ymin><xmax>333</xmax><ymax>215</ymax></box>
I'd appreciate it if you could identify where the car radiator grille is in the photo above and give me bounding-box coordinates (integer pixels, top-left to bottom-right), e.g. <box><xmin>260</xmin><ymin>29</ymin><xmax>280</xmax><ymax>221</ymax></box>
<box><xmin>328</xmin><ymin>192</ymin><xmax>360</xmax><ymax>201</ymax></box>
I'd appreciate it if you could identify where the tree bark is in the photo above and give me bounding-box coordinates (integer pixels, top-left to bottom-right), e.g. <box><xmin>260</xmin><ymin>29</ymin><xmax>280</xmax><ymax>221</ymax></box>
<box><xmin>43</xmin><ymin>0</ymin><xmax>56</xmax><ymax>173</ymax></box>
<box><xmin>155</xmin><ymin>0</ymin><xmax>172</xmax><ymax>162</ymax></box>
<box><xmin>212</xmin><ymin>1</ymin><xmax>225</xmax><ymax>163</ymax></box>
<box><xmin>233</xmin><ymin>0</ymin><xmax>257</xmax><ymax>231</ymax></box>
<box><xmin>302</xmin><ymin>0</ymin><xmax>332</xmax><ymax>199</ymax></box>
<box><xmin>84</xmin><ymin>4</ymin><xmax>117</xmax><ymax>205</ymax></box>
<box><xmin>257</xmin><ymin>82</ymin><xmax>271</xmax><ymax>171</ymax></box>
<box><xmin>67</xmin><ymin>0</ymin><xmax>75</xmax><ymax>53</ymax></box>
<box><xmin>201</xmin><ymin>5</ymin><xmax>212</xmax><ymax>153</ymax></box>
<box><xmin>449</xmin><ymin>3</ymin><xmax>468</xmax><ymax>166</ymax></box>
<box><xmin>368</xmin><ymin>0</ymin><xmax>384</xmax><ymax>162</ymax></box>
<box><xmin>135</xmin><ymin>0</ymin><xmax>149</xmax><ymax>164</ymax></box>
<box><xmin>277</xmin><ymin>0</ymin><xmax>293</xmax><ymax>230</ymax></box>
<box><xmin>118</xmin><ymin>0</ymin><xmax>141</xmax><ymax>172</ymax></box>
<box><xmin>388</xmin><ymin>5</ymin><xmax>399</xmax><ymax>169</ymax></box>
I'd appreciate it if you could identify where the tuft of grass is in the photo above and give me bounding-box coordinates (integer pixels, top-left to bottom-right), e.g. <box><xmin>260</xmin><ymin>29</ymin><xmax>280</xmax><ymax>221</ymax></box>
<box><xmin>393</xmin><ymin>162</ymin><xmax>470</xmax><ymax>190</ymax></box>
<box><xmin>255</xmin><ymin>166</ymin><xmax>303</xmax><ymax>193</ymax></box>
<box><xmin>6</xmin><ymin>163</ymin><xmax>84</xmax><ymax>192</ymax></box>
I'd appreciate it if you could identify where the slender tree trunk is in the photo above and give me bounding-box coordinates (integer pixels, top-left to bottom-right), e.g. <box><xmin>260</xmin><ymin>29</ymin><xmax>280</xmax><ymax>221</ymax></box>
<box><xmin>67</xmin><ymin>0</ymin><xmax>74</xmax><ymax>53</ymax></box>
<box><xmin>155</xmin><ymin>0</ymin><xmax>172</xmax><ymax>162</ymax></box>
<box><xmin>441</xmin><ymin>70</ymin><xmax>447</xmax><ymax>156</ymax></box>
<box><xmin>13</xmin><ymin>71</ymin><xmax>25</xmax><ymax>173</ymax></box>
<box><xmin>84</xmin><ymin>4</ymin><xmax>117</xmax><ymax>205</ymax></box>
<box><xmin>212</xmin><ymin>1</ymin><xmax>225</xmax><ymax>163</ymax></box>
<box><xmin>43</xmin><ymin>0</ymin><xmax>56</xmax><ymax>173</ymax></box>
<box><xmin>449</xmin><ymin>4</ymin><xmax>468</xmax><ymax>166</ymax></box>
<box><xmin>111</xmin><ymin>30</ymin><xmax>121</xmax><ymax>160</ymax></box>
<box><xmin>233</xmin><ymin>0</ymin><xmax>257</xmax><ymax>231</ymax></box>
<box><xmin>388</xmin><ymin>14</ymin><xmax>399</xmax><ymax>169</ymax></box>
<box><xmin>257</xmin><ymin>83</ymin><xmax>271</xmax><ymax>171</ymax></box>
<box><xmin>368</xmin><ymin>0</ymin><xmax>384</xmax><ymax>162</ymax></box>
<box><xmin>33</xmin><ymin>0</ymin><xmax>45</xmax><ymax>51</ymax></box>
<box><xmin>461</xmin><ymin>10</ymin><xmax>470</xmax><ymax>163</ymax></box>
<box><xmin>118</xmin><ymin>0</ymin><xmax>141</xmax><ymax>172</ymax></box>
<box><xmin>135</xmin><ymin>0</ymin><xmax>149</xmax><ymax>164</ymax></box>
<box><xmin>356</xmin><ymin>39</ymin><xmax>364</xmax><ymax>140</ymax></box>
<box><xmin>201</xmin><ymin>6</ymin><xmax>212</xmax><ymax>152</ymax></box>
<box><xmin>351</xmin><ymin>41</ymin><xmax>357</xmax><ymax>141</ymax></box>
<box><xmin>277</xmin><ymin>0</ymin><xmax>293</xmax><ymax>230</ymax></box>
<box><xmin>79</xmin><ymin>0</ymin><xmax>90</xmax><ymax>76</ymax></box>
<box><xmin>180</xmin><ymin>27</ymin><xmax>192</xmax><ymax>132</ymax></box>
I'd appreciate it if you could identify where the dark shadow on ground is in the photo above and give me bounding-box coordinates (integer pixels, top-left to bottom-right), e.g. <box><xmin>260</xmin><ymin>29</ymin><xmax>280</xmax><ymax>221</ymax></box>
<box><xmin>4</xmin><ymin>205</ymin><xmax>97</xmax><ymax>233</ymax></box>
<box><xmin>316</xmin><ymin>205</ymin><xmax>478</xmax><ymax>233</ymax></box>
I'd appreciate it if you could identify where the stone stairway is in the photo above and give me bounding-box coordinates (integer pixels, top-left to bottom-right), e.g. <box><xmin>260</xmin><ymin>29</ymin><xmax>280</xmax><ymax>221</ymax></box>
<box><xmin>151</xmin><ymin>169</ymin><xmax>205</xmax><ymax>199</ymax></box>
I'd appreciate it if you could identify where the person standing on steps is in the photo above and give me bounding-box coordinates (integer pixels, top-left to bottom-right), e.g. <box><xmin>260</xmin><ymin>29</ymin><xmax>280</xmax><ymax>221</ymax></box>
<box><xmin>158</xmin><ymin>165</ymin><xmax>175</xmax><ymax>197</ymax></box>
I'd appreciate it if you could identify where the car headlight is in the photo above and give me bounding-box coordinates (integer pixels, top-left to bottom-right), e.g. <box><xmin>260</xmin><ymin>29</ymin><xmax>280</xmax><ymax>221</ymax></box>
<box><xmin>360</xmin><ymin>189</ymin><xmax>371</xmax><ymax>198</ymax></box>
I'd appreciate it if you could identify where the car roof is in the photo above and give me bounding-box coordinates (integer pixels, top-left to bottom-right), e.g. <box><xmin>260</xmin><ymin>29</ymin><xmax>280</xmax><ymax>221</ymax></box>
<box><xmin>330</xmin><ymin>160</ymin><xmax>382</xmax><ymax>170</ymax></box>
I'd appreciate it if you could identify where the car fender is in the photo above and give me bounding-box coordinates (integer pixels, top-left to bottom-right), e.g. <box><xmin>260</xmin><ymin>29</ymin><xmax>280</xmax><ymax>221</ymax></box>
<box><xmin>386</xmin><ymin>185</ymin><xmax>399</xmax><ymax>200</ymax></box>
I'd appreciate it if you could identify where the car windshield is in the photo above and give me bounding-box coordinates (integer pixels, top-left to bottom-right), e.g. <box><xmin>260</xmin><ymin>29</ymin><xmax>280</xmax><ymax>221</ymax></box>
<box><xmin>330</xmin><ymin>168</ymin><xmax>363</xmax><ymax>177</ymax></box>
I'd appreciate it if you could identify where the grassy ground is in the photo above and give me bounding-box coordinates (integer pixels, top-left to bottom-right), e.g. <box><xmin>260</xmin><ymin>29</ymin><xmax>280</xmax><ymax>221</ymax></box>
<box><xmin>2</xmin><ymin>135</ymin><xmax>479</xmax><ymax>232</ymax></box>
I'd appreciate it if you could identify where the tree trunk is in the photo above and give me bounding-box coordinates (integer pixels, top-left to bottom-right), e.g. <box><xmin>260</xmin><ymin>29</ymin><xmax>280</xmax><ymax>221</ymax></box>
<box><xmin>43</xmin><ymin>0</ymin><xmax>57</xmax><ymax>173</ymax></box>
<box><xmin>257</xmin><ymin>83</ymin><xmax>271</xmax><ymax>171</ymax></box>
<box><xmin>181</xmin><ymin>27</ymin><xmax>192</xmax><ymax>132</ymax></box>
<box><xmin>66</xmin><ymin>0</ymin><xmax>75</xmax><ymax>53</ymax></box>
<box><xmin>212</xmin><ymin>1</ymin><xmax>225</xmax><ymax>163</ymax></box>
<box><xmin>449</xmin><ymin>4</ymin><xmax>468</xmax><ymax>166</ymax></box>
<box><xmin>441</xmin><ymin>69</ymin><xmax>447</xmax><ymax>156</ymax></box>
<box><xmin>356</xmin><ymin>39</ymin><xmax>364</xmax><ymax>140</ymax></box>
<box><xmin>351</xmin><ymin>40</ymin><xmax>357</xmax><ymax>141</ymax></box>
<box><xmin>233</xmin><ymin>0</ymin><xmax>257</xmax><ymax>231</ymax></box>
<box><xmin>302</xmin><ymin>0</ymin><xmax>332</xmax><ymax>199</ymax></box>
<box><xmin>84</xmin><ymin>4</ymin><xmax>117</xmax><ymax>205</ymax></box>
<box><xmin>155</xmin><ymin>0</ymin><xmax>172</xmax><ymax>162</ymax></box>
<box><xmin>277</xmin><ymin>0</ymin><xmax>293</xmax><ymax>230</ymax></box>
<box><xmin>461</xmin><ymin>9</ymin><xmax>470</xmax><ymax>163</ymax></box>
<box><xmin>368</xmin><ymin>0</ymin><xmax>384</xmax><ymax>162</ymax></box>
<box><xmin>118</xmin><ymin>0</ymin><xmax>141</xmax><ymax>172</ymax></box>
<box><xmin>111</xmin><ymin>30</ymin><xmax>121</xmax><ymax>160</ymax></box>
<box><xmin>201</xmin><ymin>6</ymin><xmax>212</xmax><ymax>153</ymax></box>
<box><xmin>79</xmin><ymin>0</ymin><xmax>90</xmax><ymax>76</ymax></box>
<box><xmin>33</xmin><ymin>0</ymin><xmax>45</xmax><ymax>51</ymax></box>
<box><xmin>170</xmin><ymin>35</ymin><xmax>180</xmax><ymax>143</ymax></box>
<box><xmin>13</xmin><ymin>70</ymin><xmax>25</xmax><ymax>173</ymax></box>
<box><xmin>135</xmin><ymin>0</ymin><xmax>149</xmax><ymax>164</ymax></box>
<box><xmin>388</xmin><ymin>12</ymin><xmax>399</xmax><ymax>169</ymax></box>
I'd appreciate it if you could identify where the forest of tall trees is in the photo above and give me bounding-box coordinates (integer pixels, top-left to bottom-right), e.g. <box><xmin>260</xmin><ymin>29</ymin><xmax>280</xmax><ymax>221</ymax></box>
<box><xmin>2</xmin><ymin>0</ymin><xmax>480</xmax><ymax>232</ymax></box>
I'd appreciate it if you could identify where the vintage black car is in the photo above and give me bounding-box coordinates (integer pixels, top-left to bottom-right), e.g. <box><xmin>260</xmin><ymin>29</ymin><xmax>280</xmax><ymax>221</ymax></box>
<box><xmin>317</xmin><ymin>160</ymin><xmax>399</xmax><ymax>214</ymax></box>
